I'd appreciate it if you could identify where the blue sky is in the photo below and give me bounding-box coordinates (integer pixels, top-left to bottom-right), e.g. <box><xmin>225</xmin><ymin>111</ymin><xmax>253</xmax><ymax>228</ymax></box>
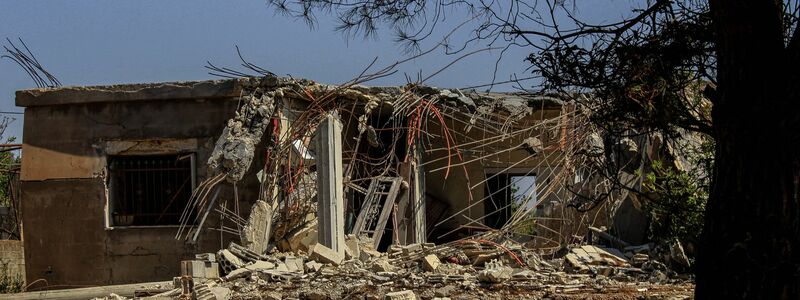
<box><xmin>0</xmin><ymin>0</ymin><xmax>638</xmax><ymax>140</ymax></box>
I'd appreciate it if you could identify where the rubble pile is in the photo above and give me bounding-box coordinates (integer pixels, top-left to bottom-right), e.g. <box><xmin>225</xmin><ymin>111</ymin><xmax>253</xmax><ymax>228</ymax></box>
<box><xmin>129</xmin><ymin>75</ymin><xmax>697</xmax><ymax>299</ymax></box>
<box><xmin>96</xmin><ymin>235</ymin><xmax>692</xmax><ymax>300</ymax></box>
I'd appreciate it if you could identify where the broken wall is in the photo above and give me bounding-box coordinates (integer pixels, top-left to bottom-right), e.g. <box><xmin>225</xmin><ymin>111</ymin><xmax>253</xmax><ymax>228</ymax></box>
<box><xmin>421</xmin><ymin>105</ymin><xmax>567</xmax><ymax>241</ymax></box>
<box><xmin>16</xmin><ymin>80</ymin><xmax>264</xmax><ymax>286</ymax></box>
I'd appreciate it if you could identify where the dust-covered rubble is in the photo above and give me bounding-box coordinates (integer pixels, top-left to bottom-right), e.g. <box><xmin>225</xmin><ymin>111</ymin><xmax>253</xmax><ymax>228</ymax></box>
<box><xmin>93</xmin><ymin>236</ymin><xmax>693</xmax><ymax>300</ymax></box>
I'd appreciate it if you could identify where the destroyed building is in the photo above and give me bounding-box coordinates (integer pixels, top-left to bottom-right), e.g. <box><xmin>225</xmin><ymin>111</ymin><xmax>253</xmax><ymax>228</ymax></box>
<box><xmin>14</xmin><ymin>76</ymin><xmax>650</xmax><ymax>288</ymax></box>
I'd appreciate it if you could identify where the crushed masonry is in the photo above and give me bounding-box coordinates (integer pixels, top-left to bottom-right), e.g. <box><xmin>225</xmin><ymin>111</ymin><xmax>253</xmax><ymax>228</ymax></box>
<box><xmin>85</xmin><ymin>235</ymin><xmax>692</xmax><ymax>299</ymax></box>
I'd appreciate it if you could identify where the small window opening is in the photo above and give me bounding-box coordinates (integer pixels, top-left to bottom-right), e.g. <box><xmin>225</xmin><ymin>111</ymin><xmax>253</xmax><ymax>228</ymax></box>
<box><xmin>108</xmin><ymin>154</ymin><xmax>195</xmax><ymax>226</ymax></box>
<box><xmin>484</xmin><ymin>173</ymin><xmax>537</xmax><ymax>229</ymax></box>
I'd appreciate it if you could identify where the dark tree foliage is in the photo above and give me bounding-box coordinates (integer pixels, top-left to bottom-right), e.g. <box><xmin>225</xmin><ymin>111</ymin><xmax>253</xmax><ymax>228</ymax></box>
<box><xmin>268</xmin><ymin>0</ymin><xmax>800</xmax><ymax>298</ymax></box>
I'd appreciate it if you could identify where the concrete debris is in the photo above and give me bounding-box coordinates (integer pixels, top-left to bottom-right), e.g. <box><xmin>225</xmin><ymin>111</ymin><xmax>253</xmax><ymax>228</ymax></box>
<box><xmin>477</xmin><ymin>259</ymin><xmax>512</xmax><ymax>283</ymax></box>
<box><xmin>309</xmin><ymin>243</ymin><xmax>344</xmax><ymax>266</ymax></box>
<box><xmin>632</xmin><ymin>253</ymin><xmax>650</xmax><ymax>267</ymax></box>
<box><xmin>361</xmin><ymin>247</ymin><xmax>382</xmax><ymax>262</ymax></box>
<box><xmin>210</xmin><ymin>286</ymin><xmax>232</xmax><ymax>300</ymax></box>
<box><xmin>181</xmin><ymin>259</ymin><xmax>220</xmax><ymax>280</ymax></box>
<box><xmin>565</xmin><ymin>245</ymin><xmax>630</xmax><ymax>274</ymax></box>
<box><xmin>384</xmin><ymin>290</ymin><xmax>417</xmax><ymax>300</ymax></box>
<box><xmin>194</xmin><ymin>283</ymin><xmax>217</xmax><ymax>300</ymax></box>
<box><xmin>422</xmin><ymin>254</ymin><xmax>441</xmax><ymax>272</ymax></box>
<box><xmin>246</xmin><ymin>260</ymin><xmax>277</xmax><ymax>271</ymax></box>
<box><xmin>305</xmin><ymin>261</ymin><xmax>323</xmax><ymax>273</ymax></box>
<box><xmin>344</xmin><ymin>235</ymin><xmax>361</xmax><ymax>260</ymax></box>
<box><xmin>372</xmin><ymin>258</ymin><xmax>395</xmax><ymax>272</ymax></box>
<box><xmin>217</xmin><ymin>249</ymin><xmax>245</xmax><ymax>274</ymax></box>
<box><xmin>284</xmin><ymin>256</ymin><xmax>305</xmax><ymax>273</ymax></box>
<box><xmin>207</xmin><ymin>88</ymin><xmax>276</xmax><ymax>182</ymax></box>
<box><xmin>241</xmin><ymin>200</ymin><xmax>272</xmax><ymax>255</ymax></box>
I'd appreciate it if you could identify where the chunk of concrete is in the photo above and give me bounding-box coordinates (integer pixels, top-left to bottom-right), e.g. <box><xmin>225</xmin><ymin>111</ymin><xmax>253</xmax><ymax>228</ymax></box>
<box><xmin>223</xmin><ymin>267</ymin><xmax>253</xmax><ymax>281</ymax></box>
<box><xmin>309</xmin><ymin>243</ymin><xmax>344</xmax><ymax>266</ymax></box>
<box><xmin>218</xmin><ymin>249</ymin><xmax>245</xmax><ymax>273</ymax></box>
<box><xmin>477</xmin><ymin>260</ymin><xmax>513</xmax><ymax>283</ymax></box>
<box><xmin>194</xmin><ymin>284</ymin><xmax>217</xmax><ymax>300</ymax></box>
<box><xmin>305</xmin><ymin>261</ymin><xmax>323</xmax><ymax>272</ymax></box>
<box><xmin>195</xmin><ymin>253</ymin><xmax>217</xmax><ymax>262</ymax></box>
<box><xmin>242</xmin><ymin>200</ymin><xmax>272</xmax><ymax>255</ymax></box>
<box><xmin>384</xmin><ymin>290</ymin><xmax>417</xmax><ymax>300</ymax></box>
<box><xmin>345</xmin><ymin>235</ymin><xmax>362</xmax><ymax>259</ymax></box>
<box><xmin>210</xmin><ymin>286</ymin><xmax>232</xmax><ymax>300</ymax></box>
<box><xmin>372</xmin><ymin>258</ymin><xmax>395</xmax><ymax>272</ymax></box>
<box><xmin>422</xmin><ymin>254</ymin><xmax>441</xmax><ymax>272</ymax></box>
<box><xmin>181</xmin><ymin>260</ymin><xmax>220</xmax><ymax>280</ymax></box>
<box><xmin>245</xmin><ymin>260</ymin><xmax>276</xmax><ymax>271</ymax></box>
<box><xmin>285</xmin><ymin>256</ymin><xmax>305</xmax><ymax>273</ymax></box>
<box><xmin>360</xmin><ymin>248</ymin><xmax>383</xmax><ymax>262</ymax></box>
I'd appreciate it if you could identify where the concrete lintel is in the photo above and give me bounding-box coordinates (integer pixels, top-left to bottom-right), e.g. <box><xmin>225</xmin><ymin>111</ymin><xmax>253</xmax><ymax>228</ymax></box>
<box><xmin>16</xmin><ymin>79</ymin><xmax>242</xmax><ymax>107</ymax></box>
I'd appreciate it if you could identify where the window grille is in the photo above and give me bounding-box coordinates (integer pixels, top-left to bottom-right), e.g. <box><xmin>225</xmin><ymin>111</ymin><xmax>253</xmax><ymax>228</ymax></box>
<box><xmin>108</xmin><ymin>154</ymin><xmax>195</xmax><ymax>226</ymax></box>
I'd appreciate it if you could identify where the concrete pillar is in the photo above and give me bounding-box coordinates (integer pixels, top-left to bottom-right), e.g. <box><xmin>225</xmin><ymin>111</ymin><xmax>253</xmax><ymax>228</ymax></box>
<box><xmin>410</xmin><ymin>144</ymin><xmax>426</xmax><ymax>243</ymax></box>
<box><xmin>315</xmin><ymin>114</ymin><xmax>345</xmax><ymax>255</ymax></box>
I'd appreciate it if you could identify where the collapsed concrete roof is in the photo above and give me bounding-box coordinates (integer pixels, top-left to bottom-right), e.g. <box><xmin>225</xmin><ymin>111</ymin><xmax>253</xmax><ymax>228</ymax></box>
<box><xmin>15</xmin><ymin>77</ymin><xmax>567</xmax><ymax>112</ymax></box>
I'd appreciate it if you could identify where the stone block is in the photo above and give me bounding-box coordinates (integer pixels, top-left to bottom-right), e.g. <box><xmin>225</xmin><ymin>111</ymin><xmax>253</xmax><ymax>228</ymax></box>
<box><xmin>384</xmin><ymin>290</ymin><xmax>416</xmax><ymax>300</ymax></box>
<box><xmin>422</xmin><ymin>254</ymin><xmax>441</xmax><ymax>272</ymax></box>
<box><xmin>181</xmin><ymin>260</ymin><xmax>220</xmax><ymax>279</ymax></box>
<box><xmin>309</xmin><ymin>243</ymin><xmax>344</xmax><ymax>266</ymax></box>
<box><xmin>372</xmin><ymin>258</ymin><xmax>395</xmax><ymax>272</ymax></box>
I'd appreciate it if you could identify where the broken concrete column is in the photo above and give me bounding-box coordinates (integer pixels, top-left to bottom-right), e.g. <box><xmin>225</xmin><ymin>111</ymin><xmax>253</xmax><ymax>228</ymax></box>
<box><xmin>315</xmin><ymin>113</ymin><xmax>345</xmax><ymax>255</ymax></box>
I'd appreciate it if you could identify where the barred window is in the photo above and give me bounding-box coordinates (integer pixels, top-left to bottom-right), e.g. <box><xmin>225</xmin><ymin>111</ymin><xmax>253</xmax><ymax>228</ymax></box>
<box><xmin>108</xmin><ymin>154</ymin><xmax>195</xmax><ymax>226</ymax></box>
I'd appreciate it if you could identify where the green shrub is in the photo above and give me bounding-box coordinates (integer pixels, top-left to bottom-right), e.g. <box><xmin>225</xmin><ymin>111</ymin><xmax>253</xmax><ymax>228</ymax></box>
<box><xmin>0</xmin><ymin>262</ymin><xmax>23</xmax><ymax>294</ymax></box>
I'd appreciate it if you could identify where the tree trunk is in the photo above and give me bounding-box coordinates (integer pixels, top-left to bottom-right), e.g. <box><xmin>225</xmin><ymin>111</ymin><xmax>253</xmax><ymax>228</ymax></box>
<box><xmin>697</xmin><ymin>0</ymin><xmax>800</xmax><ymax>298</ymax></box>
